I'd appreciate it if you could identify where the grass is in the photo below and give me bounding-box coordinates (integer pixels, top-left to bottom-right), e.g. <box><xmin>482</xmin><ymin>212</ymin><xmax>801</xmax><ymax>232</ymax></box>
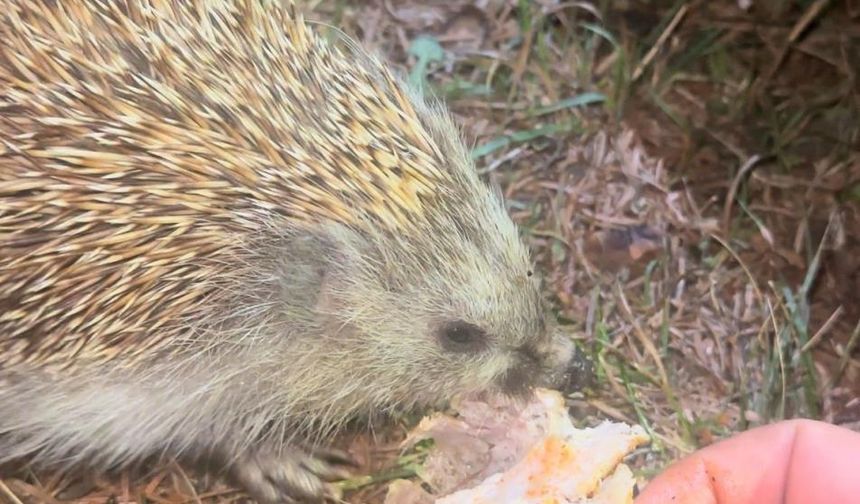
<box><xmin>2</xmin><ymin>0</ymin><xmax>857</xmax><ymax>502</ymax></box>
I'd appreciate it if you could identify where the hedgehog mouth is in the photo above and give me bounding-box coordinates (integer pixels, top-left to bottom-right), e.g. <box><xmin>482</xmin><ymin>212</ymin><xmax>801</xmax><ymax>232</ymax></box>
<box><xmin>496</xmin><ymin>362</ymin><xmax>545</xmax><ymax>399</ymax></box>
<box><xmin>496</xmin><ymin>346</ymin><xmax>594</xmax><ymax>397</ymax></box>
<box><xmin>492</xmin><ymin>345</ymin><xmax>556</xmax><ymax>398</ymax></box>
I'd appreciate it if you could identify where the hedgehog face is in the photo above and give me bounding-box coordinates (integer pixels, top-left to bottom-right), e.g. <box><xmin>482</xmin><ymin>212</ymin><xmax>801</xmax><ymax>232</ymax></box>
<box><xmin>303</xmin><ymin>213</ymin><xmax>582</xmax><ymax>413</ymax></box>
<box><xmin>407</xmin><ymin>247</ymin><xmax>579</xmax><ymax>403</ymax></box>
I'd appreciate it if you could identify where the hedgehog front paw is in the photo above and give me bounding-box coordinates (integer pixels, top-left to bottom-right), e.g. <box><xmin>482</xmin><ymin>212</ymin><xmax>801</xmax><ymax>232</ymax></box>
<box><xmin>228</xmin><ymin>446</ymin><xmax>355</xmax><ymax>503</ymax></box>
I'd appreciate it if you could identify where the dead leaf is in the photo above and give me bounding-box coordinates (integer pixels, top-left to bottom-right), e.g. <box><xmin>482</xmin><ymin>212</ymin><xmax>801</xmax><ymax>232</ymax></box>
<box><xmin>584</xmin><ymin>224</ymin><xmax>664</xmax><ymax>273</ymax></box>
<box><xmin>437</xmin><ymin>6</ymin><xmax>488</xmax><ymax>52</ymax></box>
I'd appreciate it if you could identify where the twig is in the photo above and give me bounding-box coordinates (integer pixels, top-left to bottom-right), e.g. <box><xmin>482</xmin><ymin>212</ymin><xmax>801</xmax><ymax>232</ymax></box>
<box><xmin>801</xmin><ymin>305</ymin><xmax>844</xmax><ymax>353</ymax></box>
<box><xmin>477</xmin><ymin>146</ymin><xmax>525</xmax><ymax>175</ymax></box>
<box><xmin>171</xmin><ymin>461</ymin><xmax>202</xmax><ymax>504</ymax></box>
<box><xmin>759</xmin><ymin>0</ymin><xmax>832</xmax><ymax>86</ymax></box>
<box><xmin>586</xmin><ymin>399</ymin><xmax>635</xmax><ymax>424</ymax></box>
<box><xmin>180</xmin><ymin>488</ymin><xmax>241</xmax><ymax>504</ymax></box>
<box><xmin>788</xmin><ymin>0</ymin><xmax>831</xmax><ymax>46</ymax></box>
<box><xmin>0</xmin><ymin>479</ymin><xmax>24</xmax><ymax>504</ymax></box>
<box><xmin>632</xmin><ymin>4</ymin><xmax>689</xmax><ymax>82</ymax></box>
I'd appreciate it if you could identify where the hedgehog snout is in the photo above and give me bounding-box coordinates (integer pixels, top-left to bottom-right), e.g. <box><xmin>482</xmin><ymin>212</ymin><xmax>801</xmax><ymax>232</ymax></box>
<box><xmin>534</xmin><ymin>332</ymin><xmax>593</xmax><ymax>393</ymax></box>
<box><xmin>555</xmin><ymin>344</ymin><xmax>594</xmax><ymax>392</ymax></box>
<box><xmin>497</xmin><ymin>333</ymin><xmax>592</xmax><ymax>395</ymax></box>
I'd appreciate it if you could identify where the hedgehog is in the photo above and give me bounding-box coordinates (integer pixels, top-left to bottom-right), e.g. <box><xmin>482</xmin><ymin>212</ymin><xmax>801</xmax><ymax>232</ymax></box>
<box><xmin>0</xmin><ymin>1</ymin><xmax>583</xmax><ymax>502</ymax></box>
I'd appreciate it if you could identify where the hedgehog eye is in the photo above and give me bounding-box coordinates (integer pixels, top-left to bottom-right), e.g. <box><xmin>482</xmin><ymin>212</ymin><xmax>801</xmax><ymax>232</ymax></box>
<box><xmin>436</xmin><ymin>320</ymin><xmax>487</xmax><ymax>353</ymax></box>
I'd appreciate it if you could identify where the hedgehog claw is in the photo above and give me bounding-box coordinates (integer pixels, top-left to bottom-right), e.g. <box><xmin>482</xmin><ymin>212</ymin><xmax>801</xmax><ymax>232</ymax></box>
<box><xmin>303</xmin><ymin>445</ymin><xmax>360</xmax><ymax>467</ymax></box>
<box><xmin>228</xmin><ymin>447</ymin><xmax>351</xmax><ymax>503</ymax></box>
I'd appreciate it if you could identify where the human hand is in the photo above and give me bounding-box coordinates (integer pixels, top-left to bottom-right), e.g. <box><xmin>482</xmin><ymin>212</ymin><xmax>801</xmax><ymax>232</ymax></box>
<box><xmin>635</xmin><ymin>419</ymin><xmax>860</xmax><ymax>504</ymax></box>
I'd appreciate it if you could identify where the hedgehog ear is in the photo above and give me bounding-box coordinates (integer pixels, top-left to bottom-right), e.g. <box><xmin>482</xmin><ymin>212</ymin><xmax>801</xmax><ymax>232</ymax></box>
<box><xmin>287</xmin><ymin>227</ymin><xmax>360</xmax><ymax>310</ymax></box>
<box><xmin>275</xmin><ymin>229</ymin><xmax>345</xmax><ymax>307</ymax></box>
<box><xmin>313</xmin><ymin>266</ymin><xmax>340</xmax><ymax>315</ymax></box>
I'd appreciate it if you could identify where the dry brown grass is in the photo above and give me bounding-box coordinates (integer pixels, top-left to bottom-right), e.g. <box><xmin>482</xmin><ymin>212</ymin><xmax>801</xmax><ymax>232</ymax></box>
<box><xmin>2</xmin><ymin>1</ymin><xmax>857</xmax><ymax>502</ymax></box>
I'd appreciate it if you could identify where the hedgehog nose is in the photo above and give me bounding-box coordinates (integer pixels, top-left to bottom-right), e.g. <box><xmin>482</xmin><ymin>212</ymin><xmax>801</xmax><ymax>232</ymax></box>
<box><xmin>562</xmin><ymin>346</ymin><xmax>594</xmax><ymax>391</ymax></box>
